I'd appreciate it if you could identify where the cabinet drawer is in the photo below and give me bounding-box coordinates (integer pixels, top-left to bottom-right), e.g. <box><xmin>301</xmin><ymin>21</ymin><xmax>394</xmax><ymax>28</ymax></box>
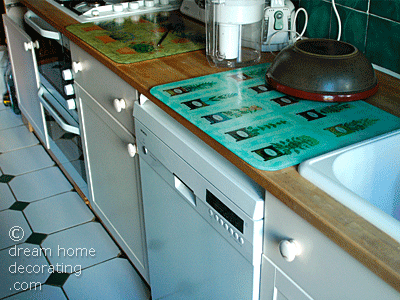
<box><xmin>263</xmin><ymin>193</ymin><xmax>399</xmax><ymax>300</ymax></box>
<box><xmin>70</xmin><ymin>42</ymin><xmax>137</xmax><ymax>134</ymax></box>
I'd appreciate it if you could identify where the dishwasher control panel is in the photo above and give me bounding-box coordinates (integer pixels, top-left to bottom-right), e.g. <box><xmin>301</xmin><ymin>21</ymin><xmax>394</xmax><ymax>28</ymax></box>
<box><xmin>206</xmin><ymin>190</ymin><xmax>244</xmax><ymax>233</ymax></box>
<box><xmin>208</xmin><ymin>207</ymin><xmax>245</xmax><ymax>245</ymax></box>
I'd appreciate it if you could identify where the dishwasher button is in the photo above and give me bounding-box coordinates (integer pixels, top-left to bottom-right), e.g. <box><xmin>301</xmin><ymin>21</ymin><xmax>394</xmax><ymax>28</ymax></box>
<box><xmin>234</xmin><ymin>232</ymin><xmax>239</xmax><ymax>240</ymax></box>
<box><xmin>219</xmin><ymin>219</ymin><xmax>224</xmax><ymax>226</ymax></box>
<box><xmin>229</xmin><ymin>228</ymin><xmax>234</xmax><ymax>235</ymax></box>
<box><xmin>208</xmin><ymin>209</ymin><xmax>214</xmax><ymax>217</ymax></box>
<box><xmin>224</xmin><ymin>223</ymin><xmax>229</xmax><ymax>231</ymax></box>
<box><xmin>214</xmin><ymin>215</ymin><xmax>219</xmax><ymax>222</ymax></box>
<box><xmin>239</xmin><ymin>237</ymin><xmax>245</xmax><ymax>245</ymax></box>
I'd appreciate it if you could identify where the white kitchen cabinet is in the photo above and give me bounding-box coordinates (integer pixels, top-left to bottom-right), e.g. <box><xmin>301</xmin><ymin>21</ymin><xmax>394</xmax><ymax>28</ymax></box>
<box><xmin>70</xmin><ymin>41</ymin><xmax>149</xmax><ymax>283</ymax></box>
<box><xmin>3</xmin><ymin>14</ymin><xmax>47</xmax><ymax>143</ymax></box>
<box><xmin>260</xmin><ymin>192</ymin><xmax>399</xmax><ymax>300</ymax></box>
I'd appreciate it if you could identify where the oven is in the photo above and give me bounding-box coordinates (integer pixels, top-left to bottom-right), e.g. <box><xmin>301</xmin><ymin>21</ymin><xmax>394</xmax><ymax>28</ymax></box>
<box><xmin>24</xmin><ymin>10</ymin><xmax>88</xmax><ymax>197</ymax></box>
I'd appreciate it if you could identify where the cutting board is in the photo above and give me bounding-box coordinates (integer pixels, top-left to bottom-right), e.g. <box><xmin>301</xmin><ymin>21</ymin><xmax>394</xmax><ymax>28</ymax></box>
<box><xmin>150</xmin><ymin>63</ymin><xmax>400</xmax><ymax>171</ymax></box>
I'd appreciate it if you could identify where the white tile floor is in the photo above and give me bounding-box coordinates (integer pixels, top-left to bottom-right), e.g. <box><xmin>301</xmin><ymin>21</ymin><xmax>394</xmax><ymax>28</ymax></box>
<box><xmin>0</xmin><ymin>101</ymin><xmax>150</xmax><ymax>299</ymax></box>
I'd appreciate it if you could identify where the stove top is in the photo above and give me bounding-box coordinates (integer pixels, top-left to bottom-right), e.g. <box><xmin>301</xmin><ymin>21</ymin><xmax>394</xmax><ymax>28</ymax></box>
<box><xmin>47</xmin><ymin>0</ymin><xmax>183</xmax><ymax>22</ymax></box>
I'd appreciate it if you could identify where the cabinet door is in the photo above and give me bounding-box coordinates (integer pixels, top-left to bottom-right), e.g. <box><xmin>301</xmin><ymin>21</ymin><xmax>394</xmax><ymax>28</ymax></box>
<box><xmin>260</xmin><ymin>254</ymin><xmax>312</xmax><ymax>300</ymax></box>
<box><xmin>3</xmin><ymin>14</ymin><xmax>46</xmax><ymax>143</ymax></box>
<box><xmin>76</xmin><ymin>83</ymin><xmax>149</xmax><ymax>282</ymax></box>
<box><xmin>263</xmin><ymin>193</ymin><xmax>400</xmax><ymax>299</ymax></box>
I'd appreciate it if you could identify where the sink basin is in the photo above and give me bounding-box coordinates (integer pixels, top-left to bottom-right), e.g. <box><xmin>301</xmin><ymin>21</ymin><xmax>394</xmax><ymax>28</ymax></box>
<box><xmin>299</xmin><ymin>129</ymin><xmax>400</xmax><ymax>243</ymax></box>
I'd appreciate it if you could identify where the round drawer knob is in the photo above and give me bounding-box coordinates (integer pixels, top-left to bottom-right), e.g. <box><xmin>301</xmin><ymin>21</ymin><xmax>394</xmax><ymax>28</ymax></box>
<box><xmin>127</xmin><ymin>143</ymin><xmax>137</xmax><ymax>158</ymax></box>
<box><xmin>113</xmin><ymin>99</ymin><xmax>127</xmax><ymax>112</ymax></box>
<box><xmin>279</xmin><ymin>239</ymin><xmax>301</xmax><ymax>262</ymax></box>
<box><xmin>72</xmin><ymin>62</ymin><xmax>83</xmax><ymax>73</ymax></box>
<box><xmin>62</xmin><ymin>69</ymin><xmax>73</xmax><ymax>81</ymax></box>
<box><xmin>64</xmin><ymin>84</ymin><xmax>75</xmax><ymax>96</ymax></box>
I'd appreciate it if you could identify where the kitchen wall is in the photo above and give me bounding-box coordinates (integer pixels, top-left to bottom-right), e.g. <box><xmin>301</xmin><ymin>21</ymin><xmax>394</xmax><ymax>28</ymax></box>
<box><xmin>293</xmin><ymin>0</ymin><xmax>400</xmax><ymax>75</ymax></box>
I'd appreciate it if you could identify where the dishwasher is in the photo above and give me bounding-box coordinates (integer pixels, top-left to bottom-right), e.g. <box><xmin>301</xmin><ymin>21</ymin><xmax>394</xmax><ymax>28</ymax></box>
<box><xmin>134</xmin><ymin>96</ymin><xmax>265</xmax><ymax>300</ymax></box>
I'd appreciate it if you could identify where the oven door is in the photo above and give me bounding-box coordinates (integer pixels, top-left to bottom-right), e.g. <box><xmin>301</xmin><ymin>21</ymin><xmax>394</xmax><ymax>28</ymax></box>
<box><xmin>38</xmin><ymin>86</ymin><xmax>88</xmax><ymax>197</ymax></box>
<box><xmin>24</xmin><ymin>11</ymin><xmax>76</xmax><ymax>114</ymax></box>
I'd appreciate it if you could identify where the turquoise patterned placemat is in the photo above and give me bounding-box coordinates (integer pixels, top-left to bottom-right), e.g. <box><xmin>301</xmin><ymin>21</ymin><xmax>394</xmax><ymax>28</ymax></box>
<box><xmin>150</xmin><ymin>63</ymin><xmax>400</xmax><ymax>171</ymax></box>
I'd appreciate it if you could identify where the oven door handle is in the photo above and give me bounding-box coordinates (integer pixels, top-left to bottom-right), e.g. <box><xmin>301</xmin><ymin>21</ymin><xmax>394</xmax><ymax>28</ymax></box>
<box><xmin>38</xmin><ymin>87</ymin><xmax>80</xmax><ymax>135</ymax></box>
<box><xmin>24</xmin><ymin>11</ymin><xmax>61</xmax><ymax>40</ymax></box>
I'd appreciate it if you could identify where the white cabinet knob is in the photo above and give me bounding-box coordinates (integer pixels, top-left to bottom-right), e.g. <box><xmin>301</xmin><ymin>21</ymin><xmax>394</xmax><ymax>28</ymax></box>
<box><xmin>160</xmin><ymin>0</ymin><xmax>169</xmax><ymax>5</ymax></box>
<box><xmin>72</xmin><ymin>62</ymin><xmax>83</xmax><ymax>73</ymax></box>
<box><xmin>62</xmin><ymin>69</ymin><xmax>73</xmax><ymax>81</ymax></box>
<box><xmin>66</xmin><ymin>99</ymin><xmax>76</xmax><ymax>110</ymax></box>
<box><xmin>279</xmin><ymin>240</ymin><xmax>301</xmax><ymax>262</ymax></box>
<box><xmin>113</xmin><ymin>99</ymin><xmax>127</xmax><ymax>112</ymax></box>
<box><xmin>127</xmin><ymin>143</ymin><xmax>137</xmax><ymax>158</ymax></box>
<box><xmin>64</xmin><ymin>84</ymin><xmax>75</xmax><ymax>96</ymax></box>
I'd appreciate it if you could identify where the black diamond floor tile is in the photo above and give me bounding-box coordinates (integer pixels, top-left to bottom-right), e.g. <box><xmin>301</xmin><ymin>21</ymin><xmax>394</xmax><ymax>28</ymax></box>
<box><xmin>0</xmin><ymin>174</ymin><xmax>15</xmax><ymax>183</ymax></box>
<box><xmin>9</xmin><ymin>201</ymin><xmax>29</xmax><ymax>211</ymax></box>
<box><xmin>25</xmin><ymin>232</ymin><xmax>48</xmax><ymax>245</ymax></box>
<box><xmin>45</xmin><ymin>272</ymin><xmax>71</xmax><ymax>287</ymax></box>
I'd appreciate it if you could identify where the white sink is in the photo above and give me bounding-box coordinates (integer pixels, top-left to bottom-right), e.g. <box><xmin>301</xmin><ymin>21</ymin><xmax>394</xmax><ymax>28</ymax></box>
<box><xmin>299</xmin><ymin>129</ymin><xmax>400</xmax><ymax>243</ymax></box>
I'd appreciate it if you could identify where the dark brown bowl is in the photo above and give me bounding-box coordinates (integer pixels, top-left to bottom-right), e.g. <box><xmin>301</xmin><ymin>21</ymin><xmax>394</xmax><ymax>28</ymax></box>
<box><xmin>266</xmin><ymin>39</ymin><xmax>379</xmax><ymax>102</ymax></box>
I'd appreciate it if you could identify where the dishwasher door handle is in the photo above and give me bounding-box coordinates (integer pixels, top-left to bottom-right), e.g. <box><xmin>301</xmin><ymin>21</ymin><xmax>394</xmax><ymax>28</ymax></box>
<box><xmin>174</xmin><ymin>175</ymin><xmax>196</xmax><ymax>207</ymax></box>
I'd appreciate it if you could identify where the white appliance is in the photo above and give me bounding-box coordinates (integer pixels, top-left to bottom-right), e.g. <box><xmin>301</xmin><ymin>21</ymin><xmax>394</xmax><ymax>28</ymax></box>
<box><xmin>205</xmin><ymin>0</ymin><xmax>264</xmax><ymax>68</ymax></box>
<box><xmin>45</xmin><ymin>0</ymin><xmax>184</xmax><ymax>23</ymax></box>
<box><xmin>23</xmin><ymin>11</ymin><xmax>88</xmax><ymax>196</ymax></box>
<box><xmin>180</xmin><ymin>0</ymin><xmax>299</xmax><ymax>53</ymax></box>
<box><xmin>263</xmin><ymin>0</ymin><xmax>295</xmax><ymax>52</ymax></box>
<box><xmin>134</xmin><ymin>96</ymin><xmax>265</xmax><ymax>299</ymax></box>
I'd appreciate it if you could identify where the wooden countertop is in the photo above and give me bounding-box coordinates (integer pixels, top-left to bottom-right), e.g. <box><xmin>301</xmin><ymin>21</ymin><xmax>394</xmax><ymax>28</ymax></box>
<box><xmin>22</xmin><ymin>0</ymin><xmax>400</xmax><ymax>292</ymax></box>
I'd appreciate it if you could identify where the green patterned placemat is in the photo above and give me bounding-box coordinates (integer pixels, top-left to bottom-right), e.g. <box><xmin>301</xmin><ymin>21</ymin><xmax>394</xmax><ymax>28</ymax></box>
<box><xmin>150</xmin><ymin>63</ymin><xmax>400</xmax><ymax>171</ymax></box>
<box><xmin>66</xmin><ymin>12</ymin><xmax>205</xmax><ymax>64</ymax></box>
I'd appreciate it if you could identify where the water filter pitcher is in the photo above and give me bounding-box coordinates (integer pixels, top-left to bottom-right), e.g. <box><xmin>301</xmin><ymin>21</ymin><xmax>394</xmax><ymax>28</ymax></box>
<box><xmin>206</xmin><ymin>0</ymin><xmax>264</xmax><ymax>68</ymax></box>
